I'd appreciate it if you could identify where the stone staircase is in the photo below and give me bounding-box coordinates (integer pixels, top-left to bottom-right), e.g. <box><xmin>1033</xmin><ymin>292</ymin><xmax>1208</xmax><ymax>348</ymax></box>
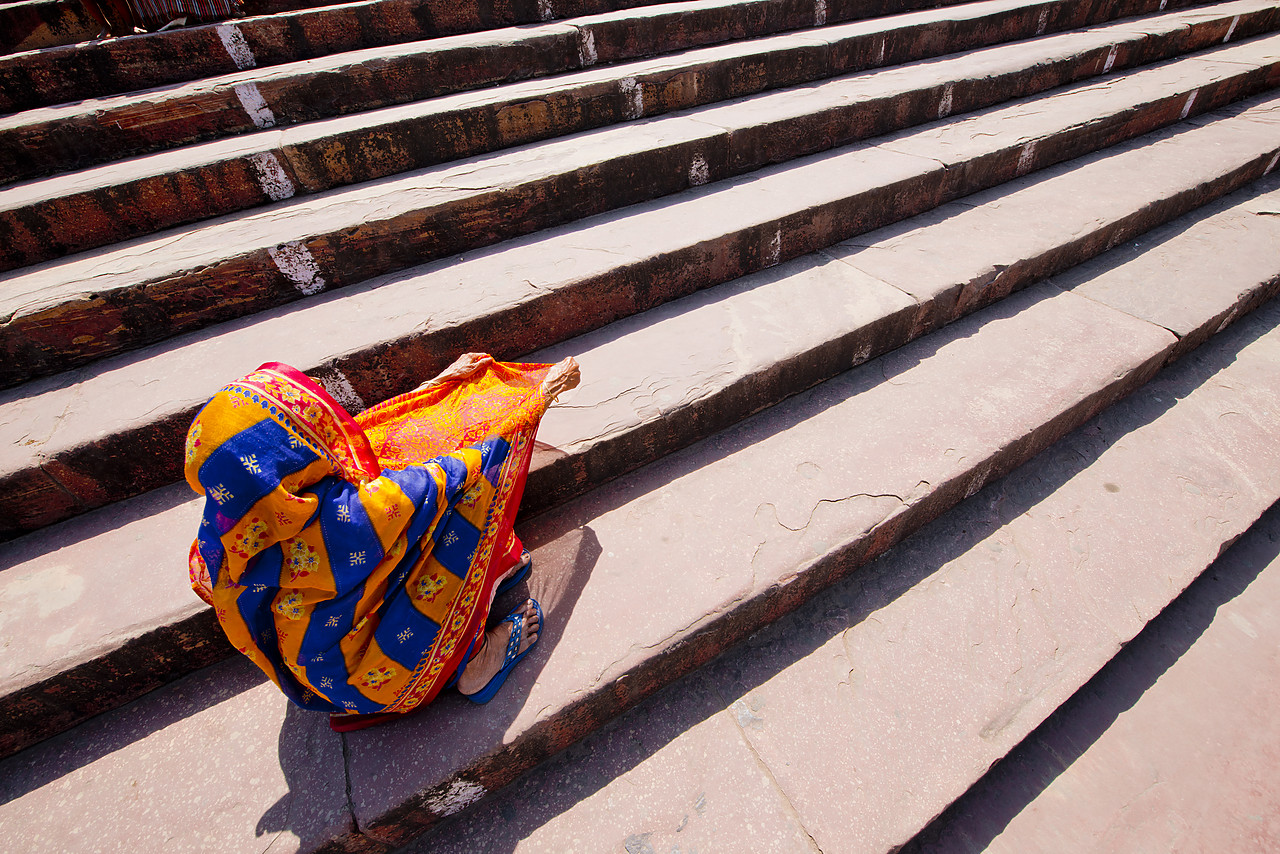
<box><xmin>2</xmin><ymin>0</ymin><xmax>1279</xmax><ymax>850</ymax></box>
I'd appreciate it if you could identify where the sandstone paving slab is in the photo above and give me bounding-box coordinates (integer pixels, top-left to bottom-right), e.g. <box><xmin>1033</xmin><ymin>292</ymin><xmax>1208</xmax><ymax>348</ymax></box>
<box><xmin>0</xmin><ymin>203</ymin><xmax>1265</xmax><ymax>853</ymax></box>
<box><xmin>872</xmin><ymin>40</ymin><xmax>1280</xmax><ymax>195</ymax></box>
<box><xmin>830</xmin><ymin>133</ymin><xmax>1280</xmax><ymax>334</ymax></box>
<box><xmin>0</xmin><ymin>0</ymin><xmax>685</xmax><ymax>114</ymax></box>
<box><xmin>413</xmin><ymin>293</ymin><xmax>1280</xmax><ymax>854</ymax></box>
<box><xmin>0</xmin><ymin>0</ymin><xmax>833</xmax><ymax>182</ymax></box>
<box><xmin>0</xmin><ymin>656</ymin><xmax>358</xmax><ymax>854</ymax></box>
<box><xmin>5</xmin><ymin>99</ymin><xmax>1279</xmax><ymax>757</ymax></box>
<box><xmin>0</xmin><ymin>138</ymin><xmax>945</xmax><ymax>497</ymax></box>
<box><xmin>906</xmin><ymin>502</ymin><xmax>1280</xmax><ymax>854</ymax></box>
<box><xmin>525</xmin><ymin>250</ymin><xmax>917</xmax><ymax>510</ymax></box>
<box><xmin>0</xmin><ymin>245</ymin><xmax>914</xmax><ymax>756</ymax></box>
<box><xmin>5</xmin><ymin>0</ymin><xmax>1265</xmax><ymax>271</ymax></box>
<box><xmin>703</xmin><ymin>297</ymin><xmax>1280</xmax><ymax>854</ymax></box>
<box><xmin>1055</xmin><ymin>176</ymin><xmax>1280</xmax><ymax>359</ymax></box>
<box><xmin>5</xmin><ymin>91</ymin><xmax>1280</xmax><ymax>536</ymax></box>
<box><xmin>0</xmin><ymin>482</ymin><xmax>222</xmax><ymax>758</ymax></box>
<box><xmin>7</xmin><ymin>45</ymin><xmax>1277</xmax><ymax>392</ymax></box>
<box><xmin>0</xmin><ymin>0</ymin><xmax>1085</xmax><ymax>269</ymax></box>
<box><xmin>401</xmin><ymin>662</ymin><xmax>819</xmax><ymax>853</ymax></box>
<box><xmin>340</xmin><ymin>281</ymin><xmax>1176</xmax><ymax>844</ymax></box>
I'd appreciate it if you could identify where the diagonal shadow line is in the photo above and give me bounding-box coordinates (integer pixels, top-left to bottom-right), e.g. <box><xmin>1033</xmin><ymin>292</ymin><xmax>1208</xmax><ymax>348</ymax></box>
<box><xmin>900</xmin><ymin>498</ymin><xmax>1280</xmax><ymax>854</ymax></box>
<box><xmin>402</xmin><ymin>271</ymin><xmax>1280</xmax><ymax>852</ymax></box>
<box><xmin>0</xmin><ymin>655</ymin><xmax>267</xmax><ymax>806</ymax></box>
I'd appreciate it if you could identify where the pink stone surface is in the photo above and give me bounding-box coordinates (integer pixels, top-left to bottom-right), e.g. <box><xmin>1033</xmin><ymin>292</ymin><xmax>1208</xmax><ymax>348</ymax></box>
<box><xmin>0</xmin><ymin>483</ymin><xmax>202</xmax><ymax>694</ymax></box>
<box><xmin>0</xmin><ymin>136</ymin><xmax>935</xmax><ymax>481</ymax></box>
<box><xmin>531</xmin><ymin>249</ymin><xmax>915</xmax><ymax>455</ymax></box>
<box><xmin>2</xmin><ymin>85</ymin><xmax>1280</xmax><ymax>839</ymax></box>
<box><xmin>706</xmin><ymin>298</ymin><xmax>1280</xmax><ymax>854</ymax></box>
<box><xmin>5</xmin><ymin>0</ymin><xmax>1265</xmax><ymax>243</ymax></box>
<box><xmin>419</xmin><ymin>281</ymin><xmax>1280</xmax><ymax>854</ymax></box>
<box><xmin>913</xmin><ymin>504</ymin><xmax>1280</xmax><ymax>854</ymax></box>
<box><xmin>404</xmin><ymin>674</ymin><xmax>817</xmax><ymax>853</ymax></box>
<box><xmin>0</xmin><ymin>657</ymin><xmax>354</xmax><ymax>854</ymax></box>
<box><xmin>1056</xmin><ymin>179</ymin><xmax>1280</xmax><ymax>352</ymax></box>
<box><xmin>343</xmin><ymin>282</ymin><xmax>1174</xmax><ymax>835</ymax></box>
<box><xmin>876</xmin><ymin>40</ymin><xmax>1280</xmax><ymax>172</ymax></box>
<box><xmin>832</xmin><ymin>122</ymin><xmax>1280</xmax><ymax>326</ymax></box>
<box><xmin>8</xmin><ymin>62</ymin><xmax>1279</xmax><ymax>493</ymax></box>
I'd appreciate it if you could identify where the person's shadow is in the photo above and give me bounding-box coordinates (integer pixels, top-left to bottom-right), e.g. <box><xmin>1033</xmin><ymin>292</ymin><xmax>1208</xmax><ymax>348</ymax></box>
<box><xmin>258</xmin><ymin>522</ymin><xmax>601</xmax><ymax>850</ymax></box>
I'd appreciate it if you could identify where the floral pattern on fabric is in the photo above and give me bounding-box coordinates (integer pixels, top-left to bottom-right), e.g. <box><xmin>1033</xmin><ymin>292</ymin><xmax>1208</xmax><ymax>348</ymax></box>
<box><xmin>184</xmin><ymin>359</ymin><xmax>551</xmax><ymax>716</ymax></box>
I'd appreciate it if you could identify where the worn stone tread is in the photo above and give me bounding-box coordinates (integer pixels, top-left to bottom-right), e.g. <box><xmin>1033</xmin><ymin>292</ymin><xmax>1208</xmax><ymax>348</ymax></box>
<box><xmin>0</xmin><ymin>0</ymin><xmax>691</xmax><ymax>114</ymax></box>
<box><xmin>0</xmin><ymin>0</ymin><xmax>1264</xmax><ymax>268</ymax></box>
<box><xmin>0</xmin><ymin>0</ymin><xmax>987</xmax><ymax>112</ymax></box>
<box><xmin>0</xmin><ymin>0</ymin><xmax>868</xmax><ymax>182</ymax></box>
<box><xmin>902</xmin><ymin>501</ymin><xmax>1280</xmax><ymax>854</ymax></box>
<box><xmin>2</xmin><ymin>114</ymin><xmax>1276</xmax><ymax>760</ymax></box>
<box><xmin>4</xmin><ymin>192</ymin><xmax>1280</xmax><ymax>851</ymax></box>
<box><xmin>0</xmin><ymin>0</ymin><xmax>1213</xmax><ymax>186</ymax></box>
<box><xmin>2</xmin><ymin>84</ymin><xmax>1278</xmax><ymax>540</ymax></box>
<box><xmin>3</xmin><ymin>35</ymin><xmax>1277</xmax><ymax>390</ymax></box>
<box><xmin>0</xmin><ymin>0</ymin><xmax>349</xmax><ymax>55</ymax></box>
<box><xmin>412</xmin><ymin>297</ymin><xmax>1280</xmax><ymax>854</ymax></box>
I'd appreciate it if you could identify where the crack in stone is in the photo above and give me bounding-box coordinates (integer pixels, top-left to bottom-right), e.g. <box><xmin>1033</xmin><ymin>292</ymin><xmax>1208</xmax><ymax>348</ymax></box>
<box><xmin>726</xmin><ymin>701</ymin><xmax>826</xmax><ymax>853</ymax></box>
<box><xmin>337</xmin><ymin>731</ymin><xmax>366</xmax><ymax>845</ymax></box>
<box><xmin>587</xmin><ymin>589</ymin><xmax>753</xmax><ymax>688</ymax></box>
<box><xmin>764</xmin><ymin>492</ymin><xmax>905</xmax><ymax>534</ymax></box>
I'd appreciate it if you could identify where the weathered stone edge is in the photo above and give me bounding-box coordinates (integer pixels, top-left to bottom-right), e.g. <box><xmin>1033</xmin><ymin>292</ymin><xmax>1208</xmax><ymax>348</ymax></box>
<box><xmin>0</xmin><ymin>0</ymin><xmax>1234</xmax><ymax>269</ymax></box>
<box><xmin>346</xmin><ymin>279</ymin><xmax>1280</xmax><ymax>852</ymax></box>
<box><xmin>2</xmin><ymin>135</ymin><xmax>1272</xmax><ymax>761</ymax></box>
<box><xmin>341</xmin><ymin>299</ymin><xmax>1185</xmax><ymax>851</ymax></box>
<box><xmin>0</xmin><ymin>608</ymin><xmax>231</xmax><ymax>759</ymax></box>
<box><xmin>0</xmin><ymin>0</ymin><xmax>952</xmax><ymax>113</ymax></box>
<box><xmin>3</xmin><ymin>67</ymin><xmax>1274</xmax><ymax>538</ymax></box>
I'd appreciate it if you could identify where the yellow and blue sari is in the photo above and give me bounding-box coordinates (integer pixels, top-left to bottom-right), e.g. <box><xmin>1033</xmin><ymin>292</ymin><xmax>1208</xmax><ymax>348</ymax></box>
<box><xmin>184</xmin><ymin>360</ymin><xmax>550</xmax><ymax>718</ymax></box>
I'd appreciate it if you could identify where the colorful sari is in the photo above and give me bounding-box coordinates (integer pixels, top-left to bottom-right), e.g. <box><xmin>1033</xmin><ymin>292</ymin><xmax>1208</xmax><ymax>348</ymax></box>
<box><xmin>184</xmin><ymin>360</ymin><xmax>551</xmax><ymax>716</ymax></box>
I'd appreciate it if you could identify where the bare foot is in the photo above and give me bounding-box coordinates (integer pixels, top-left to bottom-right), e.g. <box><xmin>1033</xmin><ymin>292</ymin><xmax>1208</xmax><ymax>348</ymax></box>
<box><xmin>457</xmin><ymin>600</ymin><xmax>540</xmax><ymax>696</ymax></box>
<box><xmin>485</xmin><ymin>550</ymin><xmax>531</xmax><ymax>611</ymax></box>
<box><xmin>415</xmin><ymin>352</ymin><xmax>493</xmax><ymax>392</ymax></box>
<box><xmin>540</xmin><ymin>356</ymin><xmax>581</xmax><ymax>403</ymax></box>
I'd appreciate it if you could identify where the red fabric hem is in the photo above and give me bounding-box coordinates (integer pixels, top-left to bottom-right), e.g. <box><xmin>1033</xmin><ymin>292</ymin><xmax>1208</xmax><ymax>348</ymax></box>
<box><xmin>256</xmin><ymin>362</ymin><xmax>382</xmax><ymax>480</ymax></box>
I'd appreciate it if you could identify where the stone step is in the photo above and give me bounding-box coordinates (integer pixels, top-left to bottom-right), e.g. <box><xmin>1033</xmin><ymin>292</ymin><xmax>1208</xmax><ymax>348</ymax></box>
<box><xmin>1</xmin><ymin>0</ymin><xmax>1261</xmax><ymax>268</ymax></box>
<box><xmin>0</xmin><ymin>0</ymin><xmax>684</xmax><ymax>113</ymax></box>
<box><xmin>3</xmin><ymin>34</ymin><xmax>1276</xmax><ymax>392</ymax></box>
<box><xmin>409</xmin><ymin>299</ymin><xmax>1280</xmax><ymax>854</ymax></box>
<box><xmin>2</xmin><ymin>72</ymin><xmax>1278</xmax><ymax>539</ymax></box>
<box><xmin>2</xmin><ymin>61</ymin><xmax>1277</xmax><ymax>544</ymax></box>
<box><xmin>0</xmin><ymin>0</ymin><xmax>351</xmax><ymax>55</ymax></box>
<box><xmin>0</xmin><ymin>0</ymin><xmax>950</xmax><ymax>184</ymax></box>
<box><xmin>3</xmin><ymin>172</ymin><xmax>1279</xmax><ymax>851</ymax></box>
<box><xmin>0</xmin><ymin>0</ymin><xmax>96</xmax><ymax>55</ymax></box>
<box><xmin>2</xmin><ymin>99</ymin><xmax>1276</xmax><ymax>759</ymax></box>
<box><xmin>901</xmin><ymin>501</ymin><xmax>1280</xmax><ymax>854</ymax></box>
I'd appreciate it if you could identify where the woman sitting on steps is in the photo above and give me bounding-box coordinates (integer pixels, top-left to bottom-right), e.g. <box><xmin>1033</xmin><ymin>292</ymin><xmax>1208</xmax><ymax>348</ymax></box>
<box><xmin>184</xmin><ymin>353</ymin><xmax>580</xmax><ymax>731</ymax></box>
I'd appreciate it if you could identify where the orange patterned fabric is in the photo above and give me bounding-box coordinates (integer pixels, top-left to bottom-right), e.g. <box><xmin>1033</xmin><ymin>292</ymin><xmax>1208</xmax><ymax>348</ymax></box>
<box><xmin>359</xmin><ymin>360</ymin><xmax>551</xmax><ymax>469</ymax></box>
<box><xmin>185</xmin><ymin>359</ymin><xmax>552</xmax><ymax>716</ymax></box>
